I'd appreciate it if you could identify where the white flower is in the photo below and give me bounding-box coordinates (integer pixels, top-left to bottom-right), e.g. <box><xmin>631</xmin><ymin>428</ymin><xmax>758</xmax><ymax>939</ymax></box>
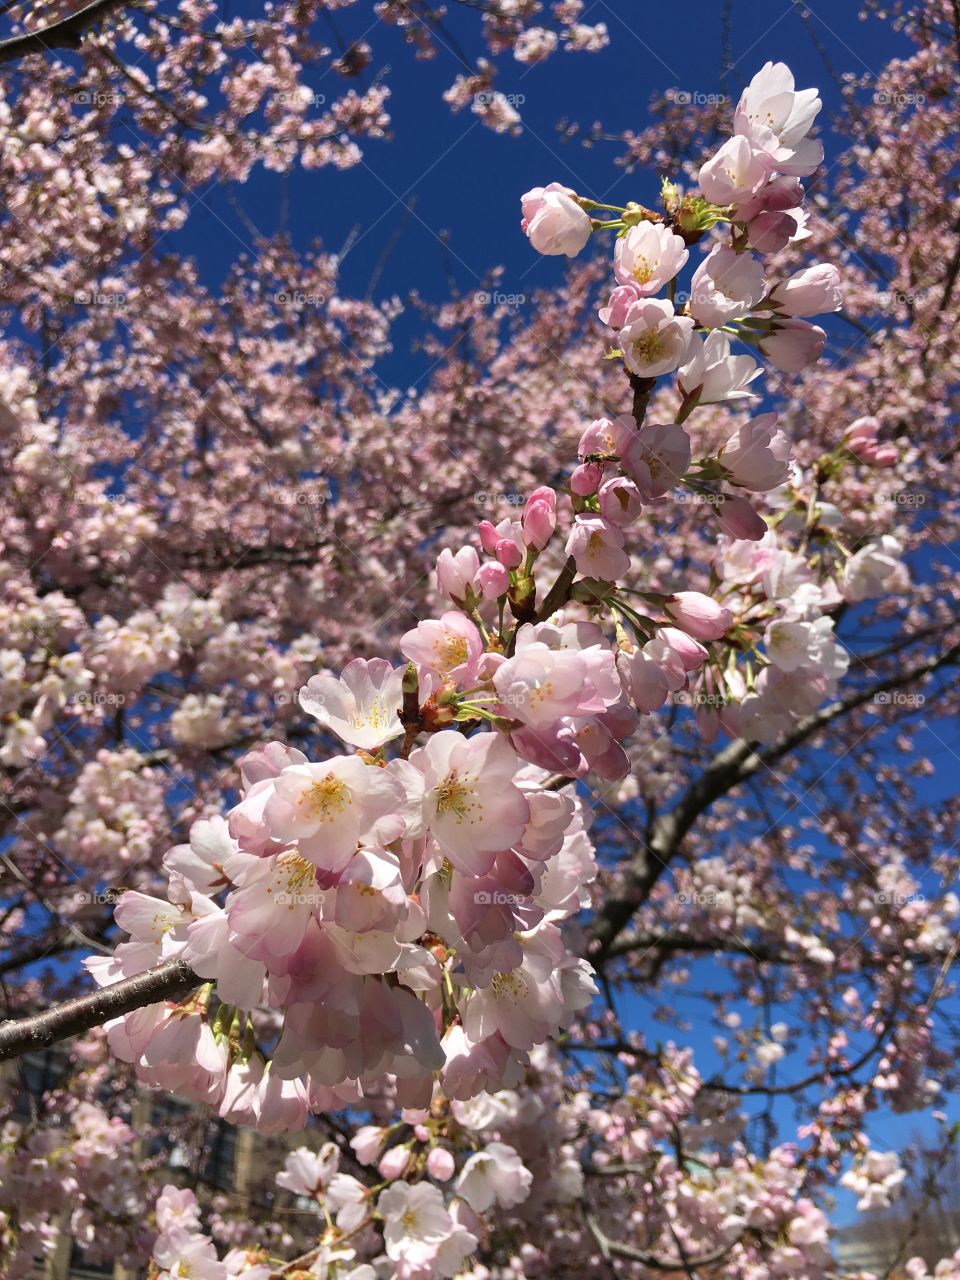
<box><xmin>734</xmin><ymin>61</ymin><xmax>823</xmax><ymax>176</ymax></box>
<box><xmin>613</xmin><ymin>222</ymin><xmax>688</xmax><ymax>296</ymax></box>
<box><xmin>678</xmin><ymin>331</ymin><xmax>761</xmax><ymax>405</ymax></box>
<box><xmin>618</xmin><ymin>298</ymin><xmax>695</xmax><ymax>376</ymax></box>
<box><xmin>690</xmin><ymin>245</ymin><xmax>766</xmax><ymax>329</ymax></box>
<box><xmin>698</xmin><ymin>135</ymin><xmax>768</xmax><ymax>205</ymax></box>
<box><xmin>455</xmin><ymin>1141</ymin><xmax>533</xmax><ymax>1211</ymax></box>
<box><xmin>299</xmin><ymin>657</ymin><xmax>404</xmax><ymax>750</ymax></box>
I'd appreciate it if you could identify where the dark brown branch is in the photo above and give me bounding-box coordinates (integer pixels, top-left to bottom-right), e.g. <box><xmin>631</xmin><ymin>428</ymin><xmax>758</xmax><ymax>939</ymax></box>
<box><xmin>0</xmin><ymin>958</ymin><xmax>200</xmax><ymax>1062</ymax></box>
<box><xmin>0</xmin><ymin>0</ymin><xmax>130</xmax><ymax>65</ymax></box>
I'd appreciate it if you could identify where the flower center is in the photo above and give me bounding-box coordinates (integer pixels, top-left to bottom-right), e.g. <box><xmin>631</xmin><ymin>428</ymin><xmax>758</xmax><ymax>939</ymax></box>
<box><xmin>436</xmin><ymin>633</ymin><xmax>469</xmax><ymax>670</ymax></box>
<box><xmin>301</xmin><ymin>774</ymin><xmax>351</xmax><ymax>820</ymax></box>
<box><xmin>434</xmin><ymin>770</ymin><xmax>480</xmax><ymax>823</ymax></box>
<box><xmin>631</xmin><ymin>330</ymin><xmax>667</xmax><ymax>366</ymax></box>
<box><xmin>277</xmin><ymin>853</ymin><xmax>317</xmax><ymax>897</ymax></box>
<box><xmin>491</xmin><ymin>970</ymin><xmax>529</xmax><ymax>1000</ymax></box>
<box><xmin>631</xmin><ymin>256</ymin><xmax>654</xmax><ymax>286</ymax></box>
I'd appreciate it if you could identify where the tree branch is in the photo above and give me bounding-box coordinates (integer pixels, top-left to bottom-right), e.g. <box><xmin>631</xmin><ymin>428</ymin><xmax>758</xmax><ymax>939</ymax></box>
<box><xmin>0</xmin><ymin>0</ymin><xmax>130</xmax><ymax>65</ymax></box>
<box><xmin>0</xmin><ymin>958</ymin><xmax>200</xmax><ymax>1061</ymax></box>
<box><xmin>588</xmin><ymin>633</ymin><xmax>960</xmax><ymax>961</ymax></box>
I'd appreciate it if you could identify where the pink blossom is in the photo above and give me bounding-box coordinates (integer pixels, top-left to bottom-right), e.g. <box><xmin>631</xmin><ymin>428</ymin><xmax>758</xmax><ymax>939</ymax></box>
<box><xmin>758</xmin><ymin>318</ymin><xmax>826</xmax><ymax>371</ymax></box>
<box><xmin>698</xmin><ymin>135</ymin><xmax>768</xmax><ymax>205</ymax></box>
<box><xmin>522</xmin><ymin>486</ymin><xmax>557</xmax><ymax>550</ymax></box>
<box><xmin>520</xmin><ymin>182</ymin><xmax>592</xmax><ymax>257</ymax></box>
<box><xmin>401</xmin><ymin>612</ymin><xmax>484</xmax><ymax>694</ymax></box>
<box><xmin>263</xmin><ymin>756</ymin><xmax>406</xmax><ymax>873</ymax></box>
<box><xmin>735</xmin><ymin>61</ymin><xmax>823</xmax><ymax>175</ymax></box>
<box><xmin>414</xmin><ymin>730</ymin><xmax>530</xmax><ymax>876</ymax></box>
<box><xmin>598</xmin><ymin>477</ymin><xmax>643</xmax><ymax>525</ymax></box>
<box><xmin>618</xmin><ymin>298</ymin><xmax>695</xmax><ymax>377</ymax></box>
<box><xmin>678</xmin><ymin>331</ymin><xmax>761</xmax><ymax>405</ymax></box>
<box><xmin>565</xmin><ymin>515</ymin><xmax>630</xmax><ymax>580</ymax></box>
<box><xmin>768</xmin><ymin>263</ymin><xmax>842</xmax><ymax>317</ymax></box>
<box><xmin>720</xmin><ymin>413</ymin><xmax>792</xmax><ymax>491</ymax></box>
<box><xmin>299</xmin><ymin>657</ymin><xmax>404</xmax><ymax>750</ymax></box>
<box><xmin>613</xmin><ymin>222</ymin><xmax>688</xmax><ymax>295</ymax></box>
<box><xmin>690</xmin><ymin>245</ymin><xmax>766</xmax><ymax>329</ymax></box>
<box><xmin>436</xmin><ymin>546</ymin><xmax>481</xmax><ymax>601</ymax></box>
<box><xmin>455</xmin><ymin>1141</ymin><xmax>533</xmax><ymax>1211</ymax></box>
<box><xmin>715</xmin><ymin>494</ymin><xmax>768</xmax><ymax>540</ymax></box>
<box><xmin>620</xmin><ymin>423</ymin><xmax>691</xmax><ymax>498</ymax></box>
<box><xmin>598</xmin><ymin>282</ymin><xmax>642</xmax><ymax>328</ymax></box>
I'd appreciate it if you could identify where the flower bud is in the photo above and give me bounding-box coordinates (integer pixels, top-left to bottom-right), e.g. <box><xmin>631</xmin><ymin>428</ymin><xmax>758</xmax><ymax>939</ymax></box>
<box><xmin>495</xmin><ymin>538</ymin><xmax>523</xmax><ymax>569</ymax></box>
<box><xmin>477</xmin><ymin>561</ymin><xmax>510</xmax><ymax>598</ymax></box>
<box><xmin>522</xmin><ymin>486</ymin><xmax>557</xmax><ymax>551</ymax></box>
<box><xmin>427</xmin><ymin>1147</ymin><xmax>456</xmax><ymax>1181</ymax></box>
<box><xmin>378</xmin><ymin>1145</ymin><xmax>412</xmax><ymax>1179</ymax></box>
<box><xmin>570</xmin><ymin>461</ymin><xmax>603</xmax><ymax>496</ymax></box>
<box><xmin>665</xmin><ymin>591</ymin><xmax>733</xmax><ymax>641</ymax></box>
<box><xmin>478</xmin><ymin>519</ymin><xmax>500</xmax><ymax>555</ymax></box>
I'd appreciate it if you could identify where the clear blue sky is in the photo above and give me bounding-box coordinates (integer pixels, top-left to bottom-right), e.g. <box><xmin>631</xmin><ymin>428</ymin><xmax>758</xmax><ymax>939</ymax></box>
<box><xmin>187</xmin><ymin>0</ymin><xmax>910</xmax><ymax>389</ymax></box>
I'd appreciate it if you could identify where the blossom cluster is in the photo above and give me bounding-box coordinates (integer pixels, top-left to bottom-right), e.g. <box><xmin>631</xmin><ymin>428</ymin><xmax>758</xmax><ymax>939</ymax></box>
<box><xmin>92</xmin><ymin>64</ymin><xmax>885</xmax><ymax>1153</ymax></box>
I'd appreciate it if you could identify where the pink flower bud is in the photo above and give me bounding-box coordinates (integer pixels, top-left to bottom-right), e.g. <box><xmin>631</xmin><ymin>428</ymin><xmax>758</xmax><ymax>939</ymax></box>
<box><xmin>768</xmin><ymin>263</ymin><xmax>842</xmax><ymax>317</ymax></box>
<box><xmin>759</xmin><ymin>319</ymin><xmax>826</xmax><ymax>373</ymax></box>
<box><xmin>413</xmin><ymin>1123</ymin><xmax>431</xmax><ymax>1142</ymax></box>
<box><xmin>477</xmin><ymin>561</ymin><xmax>510</xmax><ymax>598</ymax></box>
<box><xmin>378</xmin><ymin>1146</ymin><xmax>412</xmax><ymax>1179</ymax></box>
<box><xmin>598</xmin><ymin>283</ymin><xmax>642</xmax><ymax>329</ymax></box>
<box><xmin>715</xmin><ymin>495</ymin><xmax>767</xmax><ymax>541</ymax></box>
<box><xmin>436</xmin><ymin>546</ymin><xmax>480</xmax><ymax>600</ymax></box>
<box><xmin>520</xmin><ymin>182</ymin><xmax>592</xmax><ymax>257</ymax></box>
<box><xmin>659</xmin><ymin>626</ymin><xmax>708</xmax><ymax>671</ymax></box>
<box><xmin>478</xmin><ymin>520</ymin><xmax>500</xmax><ymax>555</ymax></box>
<box><xmin>843</xmin><ymin>417</ymin><xmax>897</xmax><ymax>467</ymax></box>
<box><xmin>844</xmin><ymin>416</ymin><xmax>880</xmax><ymax>447</ymax></box>
<box><xmin>495</xmin><ymin>538</ymin><xmax>523</xmax><ymax>568</ymax></box>
<box><xmin>665</xmin><ymin>591</ymin><xmax>733</xmax><ymax>641</ymax></box>
<box><xmin>426</xmin><ymin>1147</ymin><xmax>456</xmax><ymax>1181</ymax></box>
<box><xmin>748</xmin><ymin>211</ymin><xmax>798</xmax><ymax>254</ymax></box>
<box><xmin>570</xmin><ymin>462</ymin><xmax>603</xmax><ymax>496</ymax></box>
<box><xmin>522</xmin><ymin>486</ymin><xmax>557</xmax><ymax>551</ymax></box>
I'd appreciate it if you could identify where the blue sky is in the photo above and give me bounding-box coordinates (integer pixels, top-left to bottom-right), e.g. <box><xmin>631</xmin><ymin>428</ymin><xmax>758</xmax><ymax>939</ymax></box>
<box><xmin>183</xmin><ymin>0</ymin><xmax>911</xmax><ymax>386</ymax></box>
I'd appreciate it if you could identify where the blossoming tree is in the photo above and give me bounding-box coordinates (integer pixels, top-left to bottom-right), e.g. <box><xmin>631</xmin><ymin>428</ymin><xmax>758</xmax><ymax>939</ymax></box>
<box><xmin>1</xmin><ymin>1</ymin><xmax>959</xmax><ymax>1277</ymax></box>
